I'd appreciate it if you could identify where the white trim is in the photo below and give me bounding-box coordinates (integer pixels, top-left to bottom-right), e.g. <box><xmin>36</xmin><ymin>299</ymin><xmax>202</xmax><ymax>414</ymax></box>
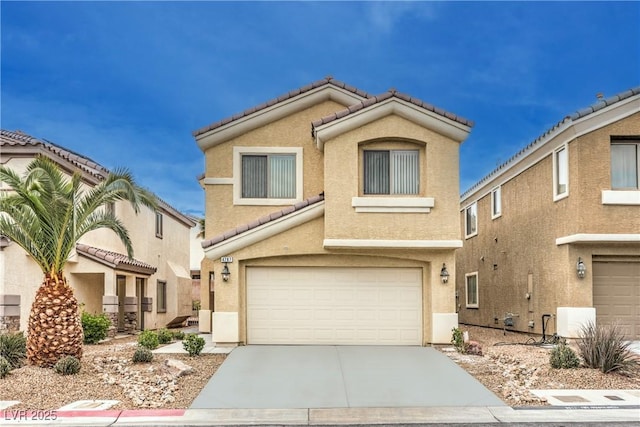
<box><xmin>314</xmin><ymin>98</ymin><xmax>472</xmax><ymax>150</ymax></box>
<box><xmin>203</xmin><ymin>202</ymin><xmax>325</xmax><ymax>259</ymax></box>
<box><xmin>203</xmin><ymin>177</ymin><xmax>233</xmax><ymax>185</ymax></box>
<box><xmin>465</xmin><ymin>272</ymin><xmax>479</xmax><ymax>308</ymax></box>
<box><xmin>556</xmin><ymin>233</ymin><xmax>640</xmax><ymax>245</ymax></box>
<box><xmin>490</xmin><ymin>186</ymin><xmax>502</xmax><ymax>219</ymax></box>
<box><xmin>464</xmin><ymin>202</ymin><xmax>478</xmax><ymax>239</ymax></box>
<box><xmin>323</xmin><ymin>239</ymin><xmax>463</xmax><ymax>249</ymax></box>
<box><xmin>602</xmin><ymin>190</ymin><xmax>640</xmax><ymax>205</ymax></box>
<box><xmin>552</xmin><ymin>144</ymin><xmax>569</xmax><ymax>201</ymax></box>
<box><xmin>351</xmin><ymin>197</ymin><xmax>434</xmax><ymax>213</ymax></box>
<box><xmin>195</xmin><ymin>86</ymin><xmax>367</xmax><ymax>151</ymax></box>
<box><xmin>460</xmin><ymin>93</ymin><xmax>640</xmax><ymax>205</ymax></box>
<box><xmin>233</xmin><ymin>146</ymin><xmax>303</xmax><ymax>205</ymax></box>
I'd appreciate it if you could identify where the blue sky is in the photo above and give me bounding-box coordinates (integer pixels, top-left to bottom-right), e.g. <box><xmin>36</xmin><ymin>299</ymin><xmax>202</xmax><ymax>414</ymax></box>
<box><xmin>2</xmin><ymin>1</ymin><xmax>639</xmax><ymax>217</ymax></box>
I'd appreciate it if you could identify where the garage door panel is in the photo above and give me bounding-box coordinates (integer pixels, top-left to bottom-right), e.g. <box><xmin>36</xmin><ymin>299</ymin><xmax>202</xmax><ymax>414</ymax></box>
<box><xmin>247</xmin><ymin>267</ymin><xmax>423</xmax><ymax>345</ymax></box>
<box><xmin>593</xmin><ymin>261</ymin><xmax>640</xmax><ymax>340</ymax></box>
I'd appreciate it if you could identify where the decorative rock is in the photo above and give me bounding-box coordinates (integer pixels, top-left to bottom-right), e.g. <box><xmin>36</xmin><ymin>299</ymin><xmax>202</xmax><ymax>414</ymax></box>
<box><xmin>163</xmin><ymin>359</ymin><xmax>194</xmax><ymax>378</ymax></box>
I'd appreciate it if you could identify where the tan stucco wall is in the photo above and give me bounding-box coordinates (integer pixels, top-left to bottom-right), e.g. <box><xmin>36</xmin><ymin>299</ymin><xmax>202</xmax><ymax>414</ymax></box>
<box><xmin>203</xmin><ymin>100</ymin><xmax>344</xmax><ymax>236</ymax></box>
<box><xmin>322</xmin><ymin>114</ymin><xmax>461</xmax><ymax>240</ymax></box>
<box><xmin>207</xmin><ymin>216</ymin><xmax>456</xmax><ymax>345</ymax></box>
<box><xmin>456</xmin><ymin>112</ymin><xmax>640</xmax><ymax>335</ymax></box>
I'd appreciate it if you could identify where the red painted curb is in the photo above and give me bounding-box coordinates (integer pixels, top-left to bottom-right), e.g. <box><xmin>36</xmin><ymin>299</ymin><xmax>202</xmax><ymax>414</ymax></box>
<box><xmin>1</xmin><ymin>409</ymin><xmax>186</xmax><ymax>419</ymax></box>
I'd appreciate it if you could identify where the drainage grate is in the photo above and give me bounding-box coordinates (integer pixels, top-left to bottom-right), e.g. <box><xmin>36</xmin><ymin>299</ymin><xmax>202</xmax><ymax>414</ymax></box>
<box><xmin>605</xmin><ymin>395</ymin><xmax>625</xmax><ymax>401</ymax></box>
<box><xmin>553</xmin><ymin>395</ymin><xmax>589</xmax><ymax>403</ymax></box>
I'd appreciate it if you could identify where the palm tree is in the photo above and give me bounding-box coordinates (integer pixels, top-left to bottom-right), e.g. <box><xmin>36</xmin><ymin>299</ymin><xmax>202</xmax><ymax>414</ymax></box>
<box><xmin>0</xmin><ymin>156</ymin><xmax>156</xmax><ymax>367</ymax></box>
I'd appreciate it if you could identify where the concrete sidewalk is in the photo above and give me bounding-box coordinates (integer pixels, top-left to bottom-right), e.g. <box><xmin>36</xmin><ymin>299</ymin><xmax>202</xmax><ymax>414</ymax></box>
<box><xmin>1</xmin><ymin>406</ymin><xmax>639</xmax><ymax>426</ymax></box>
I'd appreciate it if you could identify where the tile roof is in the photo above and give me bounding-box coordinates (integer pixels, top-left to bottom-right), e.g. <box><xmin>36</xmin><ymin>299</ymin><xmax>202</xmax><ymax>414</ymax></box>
<box><xmin>1</xmin><ymin>129</ymin><xmax>194</xmax><ymax>227</ymax></box>
<box><xmin>311</xmin><ymin>89</ymin><xmax>475</xmax><ymax>131</ymax></box>
<box><xmin>192</xmin><ymin>76</ymin><xmax>371</xmax><ymax>137</ymax></box>
<box><xmin>76</xmin><ymin>243</ymin><xmax>157</xmax><ymax>275</ymax></box>
<box><xmin>201</xmin><ymin>193</ymin><xmax>325</xmax><ymax>249</ymax></box>
<box><xmin>1</xmin><ymin>129</ymin><xmax>109</xmax><ymax>180</ymax></box>
<box><xmin>461</xmin><ymin>86</ymin><xmax>640</xmax><ymax>200</ymax></box>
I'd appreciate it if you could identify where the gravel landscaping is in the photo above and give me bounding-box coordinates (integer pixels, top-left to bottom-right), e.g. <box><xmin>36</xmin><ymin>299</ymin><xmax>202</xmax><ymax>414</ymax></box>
<box><xmin>2</xmin><ymin>325</ymin><xmax>639</xmax><ymax>410</ymax></box>
<box><xmin>439</xmin><ymin>325</ymin><xmax>640</xmax><ymax>406</ymax></box>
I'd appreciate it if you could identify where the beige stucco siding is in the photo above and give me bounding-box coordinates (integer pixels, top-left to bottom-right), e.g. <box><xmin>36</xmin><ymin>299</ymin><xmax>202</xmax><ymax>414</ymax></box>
<box><xmin>323</xmin><ymin>114</ymin><xmax>461</xmax><ymax>241</ymax></box>
<box><xmin>204</xmin><ymin>100</ymin><xmax>345</xmax><ymax>236</ymax></box>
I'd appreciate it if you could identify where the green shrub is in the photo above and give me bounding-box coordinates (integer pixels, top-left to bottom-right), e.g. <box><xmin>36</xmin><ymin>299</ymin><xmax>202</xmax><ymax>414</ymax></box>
<box><xmin>81</xmin><ymin>311</ymin><xmax>111</xmax><ymax>344</ymax></box>
<box><xmin>54</xmin><ymin>356</ymin><xmax>81</xmax><ymax>375</ymax></box>
<box><xmin>132</xmin><ymin>347</ymin><xmax>154</xmax><ymax>363</ymax></box>
<box><xmin>157</xmin><ymin>328</ymin><xmax>173</xmax><ymax>344</ymax></box>
<box><xmin>183</xmin><ymin>333</ymin><xmax>205</xmax><ymax>356</ymax></box>
<box><xmin>138</xmin><ymin>330</ymin><xmax>159</xmax><ymax>350</ymax></box>
<box><xmin>451</xmin><ymin>327</ymin><xmax>467</xmax><ymax>353</ymax></box>
<box><xmin>577</xmin><ymin>321</ymin><xmax>637</xmax><ymax>373</ymax></box>
<box><xmin>0</xmin><ymin>356</ymin><xmax>10</xmax><ymax>379</ymax></box>
<box><xmin>172</xmin><ymin>330</ymin><xmax>185</xmax><ymax>341</ymax></box>
<box><xmin>550</xmin><ymin>343</ymin><xmax>580</xmax><ymax>369</ymax></box>
<box><xmin>0</xmin><ymin>332</ymin><xmax>26</xmax><ymax>369</ymax></box>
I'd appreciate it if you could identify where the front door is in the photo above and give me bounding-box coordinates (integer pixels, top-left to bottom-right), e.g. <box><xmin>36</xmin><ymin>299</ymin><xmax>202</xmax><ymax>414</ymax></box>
<box><xmin>116</xmin><ymin>275</ymin><xmax>126</xmax><ymax>332</ymax></box>
<box><xmin>136</xmin><ymin>277</ymin><xmax>145</xmax><ymax>331</ymax></box>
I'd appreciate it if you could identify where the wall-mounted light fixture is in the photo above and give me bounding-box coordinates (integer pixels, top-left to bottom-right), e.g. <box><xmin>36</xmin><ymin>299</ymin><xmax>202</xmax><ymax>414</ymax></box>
<box><xmin>440</xmin><ymin>263</ymin><xmax>449</xmax><ymax>284</ymax></box>
<box><xmin>221</xmin><ymin>262</ymin><xmax>230</xmax><ymax>282</ymax></box>
<box><xmin>576</xmin><ymin>257</ymin><xmax>586</xmax><ymax>279</ymax></box>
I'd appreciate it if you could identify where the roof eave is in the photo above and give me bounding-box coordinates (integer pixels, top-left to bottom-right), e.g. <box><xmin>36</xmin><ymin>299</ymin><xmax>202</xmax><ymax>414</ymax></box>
<box><xmin>194</xmin><ymin>86</ymin><xmax>367</xmax><ymax>152</ymax></box>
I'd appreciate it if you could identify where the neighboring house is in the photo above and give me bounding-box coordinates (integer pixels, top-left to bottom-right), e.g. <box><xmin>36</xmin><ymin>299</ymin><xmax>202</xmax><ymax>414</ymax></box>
<box><xmin>456</xmin><ymin>88</ymin><xmax>640</xmax><ymax>339</ymax></box>
<box><xmin>0</xmin><ymin>130</ymin><xmax>195</xmax><ymax>335</ymax></box>
<box><xmin>194</xmin><ymin>76</ymin><xmax>473</xmax><ymax>345</ymax></box>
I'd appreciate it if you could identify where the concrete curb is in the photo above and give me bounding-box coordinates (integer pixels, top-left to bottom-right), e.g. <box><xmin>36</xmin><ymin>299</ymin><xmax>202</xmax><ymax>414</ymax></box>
<box><xmin>2</xmin><ymin>406</ymin><xmax>640</xmax><ymax>426</ymax></box>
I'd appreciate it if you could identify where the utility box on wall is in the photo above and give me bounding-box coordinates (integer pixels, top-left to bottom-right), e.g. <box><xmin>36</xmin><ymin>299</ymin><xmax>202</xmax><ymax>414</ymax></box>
<box><xmin>557</xmin><ymin>307</ymin><xmax>595</xmax><ymax>338</ymax></box>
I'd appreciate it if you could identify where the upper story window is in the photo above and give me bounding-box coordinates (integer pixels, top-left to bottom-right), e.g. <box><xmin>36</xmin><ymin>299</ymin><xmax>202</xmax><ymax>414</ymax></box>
<box><xmin>611</xmin><ymin>140</ymin><xmax>639</xmax><ymax>189</ymax></box>
<box><xmin>363</xmin><ymin>150</ymin><xmax>419</xmax><ymax>195</ymax></box>
<box><xmin>155</xmin><ymin>212</ymin><xmax>163</xmax><ymax>238</ymax></box>
<box><xmin>491</xmin><ymin>186</ymin><xmax>501</xmax><ymax>219</ymax></box>
<box><xmin>233</xmin><ymin>147</ymin><xmax>303</xmax><ymax>205</ymax></box>
<box><xmin>553</xmin><ymin>145</ymin><xmax>568</xmax><ymax>200</ymax></box>
<box><xmin>464</xmin><ymin>202</ymin><xmax>477</xmax><ymax>239</ymax></box>
<box><xmin>242</xmin><ymin>154</ymin><xmax>296</xmax><ymax>198</ymax></box>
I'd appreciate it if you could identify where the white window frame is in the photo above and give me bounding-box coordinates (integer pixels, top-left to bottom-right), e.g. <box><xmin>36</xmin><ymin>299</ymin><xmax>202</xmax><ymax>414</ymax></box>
<box><xmin>610</xmin><ymin>140</ymin><xmax>640</xmax><ymax>190</ymax></box>
<box><xmin>362</xmin><ymin>149</ymin><xmax>420</xmax><ymax>196</ymax></box>
<box><xmin>465</xmin><ymin>272</ymin><xmax>479</xmax><ymax>308</ymax></box>
<box><xmin>464</xmin><ymin>202</ymin><xmax>478</xmax><ymax>239</ymax></box>
<box><xmin>491</xmin><ymin>186</ymin><xmax>502</xmax><ymax>219</ymax></box>
<box><xmin>553</xmin><ymin>145</ymin><xmax>569</xmax><ymax>201</ymax></box>
<box><xmin>233</xmin><ymin>146</ymin><xmax>303</xmax><ymax>205</ymax></box>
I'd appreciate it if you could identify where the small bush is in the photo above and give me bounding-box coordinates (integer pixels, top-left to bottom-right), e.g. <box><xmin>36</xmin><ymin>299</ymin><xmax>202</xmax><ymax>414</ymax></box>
<box><xmin>157</xmin><ymin>328</ymin><xmax>173</xmax><ymax>344</ymax></box>
<box><xmin>81</xmin><ymin>311</ymin><xmax>111</xmax><ymax>344</ymax></box>
<box><xmin>132</xmin><ymin>347</ymin><xmax>154</xmax><ymax>363</ymax></box>
<box><xmin>183</xmin><ymin>333</ymin><xmax>205</xmax><ymax>356</ymax></box>
<box><xmin>577</xmin><ymin>321</ymin><xmax>637</xmax><ymax>373</ymax></box>
<box><xmin>550</xmin><ymin>343</ymin><xmax>580</xmax><ymax>369</ymax></box>
<box><xmin>54</xmin><ymin>356</ymin><xmax>81</xmax><ymax>375</ymax></box>
<box><xmin>0</xmin><ymin>332</ymin><xmax>26</xmax><ymax>369</ymax></box>
<box><xmin>0</xmin><ymin>356</ymin><xmax>10</xmax><ymax>379</ymax></box>
<box><xmin>172</xmin><ymin>330</ymin><xmax>185</xmax><ymax>341</ymax></box>
<box><xmin>138</xmin><ymin>330</ymin><xmax>159</xmax><ymax>350</ymax></box>
<box><xmin>451</xmin><ymin>327</ymin><xmax>467</xmax><ymax>353</ymax></box>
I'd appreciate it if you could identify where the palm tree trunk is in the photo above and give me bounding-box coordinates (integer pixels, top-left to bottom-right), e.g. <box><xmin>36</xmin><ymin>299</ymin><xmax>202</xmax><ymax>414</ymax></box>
<box><xmin>26</xmin><ymin>273</ymin><xmax>83</xmax><ymax>367</ymax></box>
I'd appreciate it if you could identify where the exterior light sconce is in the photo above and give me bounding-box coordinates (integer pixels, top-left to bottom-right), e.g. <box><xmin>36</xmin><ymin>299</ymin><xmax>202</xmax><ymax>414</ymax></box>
<box><xmin>221</xmin><ymin>262</ymin><xmax>230</xmax><ymax>282</ymax></box>
<box><xmin>220</xmin><ymin>256</ymin><xmax>233</xmax><ymax>282</ymax></box>
<box><xmin>440</xmin><ymin>263</ymin><xmax>450</xmax><ymax>284</ymax></box>
<box><xmin>576</xmin><ymin>257</ymin><xmax>586</xmax><ymax>279</ymax></box>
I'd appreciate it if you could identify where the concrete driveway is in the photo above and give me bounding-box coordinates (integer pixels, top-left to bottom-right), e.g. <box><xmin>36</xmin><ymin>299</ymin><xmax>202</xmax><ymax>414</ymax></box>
<box><xmin>190</xmin><ymin>345</ymin><xmax>505</xmax><ymax>409</ymax></box>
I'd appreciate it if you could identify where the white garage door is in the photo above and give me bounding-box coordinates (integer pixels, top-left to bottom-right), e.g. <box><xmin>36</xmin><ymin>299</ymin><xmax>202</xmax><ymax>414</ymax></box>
<box><xmin>593</xmin><ymin>261</ymin><xmax>640</xmax><ymax>339</ymax></box>
<box><xmin>247</xmin><ymin>267</ymin><xmax>422</xmax><ymax>345</ymax></box>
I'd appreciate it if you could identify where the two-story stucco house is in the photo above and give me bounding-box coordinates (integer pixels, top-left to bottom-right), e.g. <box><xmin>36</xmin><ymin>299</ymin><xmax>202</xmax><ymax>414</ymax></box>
<box><xmin>194</xmin><ymin>77</ymin><xmax>473</xmax><ymax>345</ymax></box>
<box><xmin>456</xmin><ymin>87</ymin><xmax>640</xmax><ymax>339</ymax></box>
<box><xmin>0</xmin><ymin>130</ymin><xmax>195</xmax><ymax>335</ymax></box>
